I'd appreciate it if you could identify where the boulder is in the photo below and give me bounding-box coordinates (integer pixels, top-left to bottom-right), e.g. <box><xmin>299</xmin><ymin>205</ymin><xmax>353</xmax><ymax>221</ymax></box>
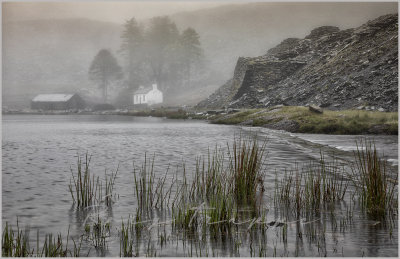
<box><xmin>263</xmin><ymin>119</ymin><xmax>300</xmax><ymax>132</ymax></box>
<box><xmin>308</xmin><ymin>105</ymin><xmax>323</xmax><ymax>114</ymax></box>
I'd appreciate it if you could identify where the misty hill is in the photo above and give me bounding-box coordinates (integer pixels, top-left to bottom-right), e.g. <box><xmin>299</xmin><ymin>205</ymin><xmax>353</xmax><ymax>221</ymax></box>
<box><xmin>3</xmin><ymin>18</ymin><xmax>121</xmax><ymax>108</ymax></box>
<box><xmin>197</xmin><ymin>14</ymin><xmax>398</xmax><ymax>112</ymax></box>
<box><xmin>172</xmin><ymin>2</ymin><xmax>397</xmax><ymax>81</ymax></box>
<box><xmin>3</xmin><ymin>2</ymin><xmax>396</xmax><ymax>109</ymax></box>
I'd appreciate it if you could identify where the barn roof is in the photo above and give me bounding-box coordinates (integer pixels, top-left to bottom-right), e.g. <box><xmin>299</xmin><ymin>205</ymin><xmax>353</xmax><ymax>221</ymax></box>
<box><xmin>32</xmin><ymin>94</ymin><xmax>75</xmax><ymax>102</ymax></box>
<box><xmin>134</xmin><ymin>86</ymin><xmax>152</xmax><ymax>95</ymax></box>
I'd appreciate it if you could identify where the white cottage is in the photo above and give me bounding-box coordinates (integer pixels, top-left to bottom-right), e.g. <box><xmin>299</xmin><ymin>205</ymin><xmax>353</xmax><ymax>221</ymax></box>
<box><xmin>133</xmin><ymin>84</ymin><xmax>163</xmax><ymax>105</ymax></box>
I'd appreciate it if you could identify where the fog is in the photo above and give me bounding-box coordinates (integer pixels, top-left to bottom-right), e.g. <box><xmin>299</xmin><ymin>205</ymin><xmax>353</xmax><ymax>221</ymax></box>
<box><xmin>2</xmin><ymin>1</ymin><xmax>397</xmax><ymax>109</ymax></box>
<box><xmin>3</xmin><ymin>1</ymin><xmax>228</xmax><ymax>24</ymax></box>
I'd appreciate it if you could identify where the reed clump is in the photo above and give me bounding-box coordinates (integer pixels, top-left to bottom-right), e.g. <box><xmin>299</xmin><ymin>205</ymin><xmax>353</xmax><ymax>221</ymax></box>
<box><xmin>2</xmin><ymin>221</ymin><xmax>32</xmax><ymax>257</ymax></box>
<box><xmin>99</xmin><ymin>168</ymin><xmax>119</xmax><ymax>207</ymax></box>
<box><xmin>86</xmin><ymin>214</ymin><xmax>111</xmax><ymax>249</ymax></box>
<box><xmin>133</xmin><ymin>154</ymin><xmax>175</xmax><ymax>217</ymax></box>
<box><xmin>39</xmin><ymin>233</ymin><xmax>68</xmax><ymax>257</ymax></box>
<box><xmin>120</xmin><ymin>219</ymin><xmax>134</xmax><ymax>257</ymax></box>
<box><xmin>275</xmin><ymin>156</ymin><xmax>348</xmax><ymax>216</ymax></box>
<box><xmin>169</xmin><ymin>136</ymin><xmax>266</xmax><ymax>231</ymax></box>
<box><xmin>231</xmin><ymin>137</ymin><xmax>266</xmax><ymax>205</ymax></box>
<box><xmin>69</xmin><ymin>153</ymin><xmax>118</xmax><ymax>209</ymax></box>
<box><xmin>2</xmin><ymin>221</ymin><xmax>85</xmax><ymax>257</ymax></box>
<box><xmin>351</xmin><ymin>139</ymin><xmax>398</xmax><ymax>218</ymax></box>
<box><xmin>68</xmin><ymin>154</ymin><xmax>98</xmax><ymax>208</ymax></box>
<box><xmin>119</xmin><ymin>216</ymin><xmax>144</xmax><ymax>257</ymax></box>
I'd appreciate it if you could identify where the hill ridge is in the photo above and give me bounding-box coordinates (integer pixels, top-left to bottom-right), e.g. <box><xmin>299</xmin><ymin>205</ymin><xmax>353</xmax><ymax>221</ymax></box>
<box><xmin>197</xmin><ymin>13</ymin><xmax>398</xmax><ymax>112</ymax></box>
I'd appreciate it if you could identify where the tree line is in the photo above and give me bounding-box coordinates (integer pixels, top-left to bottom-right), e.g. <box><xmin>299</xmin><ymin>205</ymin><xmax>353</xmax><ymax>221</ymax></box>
<box><xmin>89</xmin><ymin>16</ymin><xmax>204</xmax><ymax>103</ymax></box>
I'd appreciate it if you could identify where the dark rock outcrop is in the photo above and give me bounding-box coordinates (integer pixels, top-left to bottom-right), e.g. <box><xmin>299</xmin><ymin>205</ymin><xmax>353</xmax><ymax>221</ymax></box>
<box><xmin>308</xmin><ymin>105</ymin><xmax>323</xmax><ymax>114</ymax></box>
<box><xmin>197</xmin><ymin>14</ymin><xmax>398</xmax><ymax>111</ymax></box>
<box><xmin>263</xmin><ymin>119</ymin><xmax>300</xmax><ymax>132</ymax></box>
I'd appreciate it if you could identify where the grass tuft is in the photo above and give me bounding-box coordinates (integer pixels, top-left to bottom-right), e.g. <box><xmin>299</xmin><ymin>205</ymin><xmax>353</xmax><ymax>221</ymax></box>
<box><xmin>231</xmin><ymin>136</ymin><xmax>266</xmax><ymax>205</ymax></box>
<box><xmin>351</xmin><ymin>139</ymin><xmax>398</xmax><ymax>218</ymax></box>
<box><xmin>2</xmin><ymin>220</ymin><xmax>32</xmax><ymax>257</ymax></box>
<box><xmin>69</xmin><ymin>153</ymin><xmax>118</xmax><ymax>209</ymax></box>
<box><xmin>2</xmin><ymin>221</ymin><xmax>86</xmax><ymax>257</ymax></box>
<box><xmin>68</xmin><ymin>154</ymin><xmax>99</xmax><ymax>208</ymax></box>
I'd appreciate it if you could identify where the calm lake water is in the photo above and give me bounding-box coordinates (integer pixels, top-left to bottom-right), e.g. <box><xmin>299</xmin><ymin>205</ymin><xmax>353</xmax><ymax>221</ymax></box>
<box><xmin>2</xmin><ymin>115</ymin><xmax>398</xmax><ymax>257</ymax></box>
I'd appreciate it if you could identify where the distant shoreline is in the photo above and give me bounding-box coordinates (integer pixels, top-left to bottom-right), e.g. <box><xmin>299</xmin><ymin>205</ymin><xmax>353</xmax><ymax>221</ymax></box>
<box><xmin>3</xmin><ymin>105</ymin><xmax>398</xmax><ymax>135</ymax></box>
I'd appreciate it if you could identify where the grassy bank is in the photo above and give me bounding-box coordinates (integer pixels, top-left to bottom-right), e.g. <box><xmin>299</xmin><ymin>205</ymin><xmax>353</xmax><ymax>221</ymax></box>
<box><xmin>210</xmin><ymin>106</ymin><xmax>398</xmax><ymax>135</ymax></box>
<box><xmin>4</xmin><ymin>105</ymin><xmax>397</xmax><ymax>135</ymax></box>
<box><xmin>125</xmin><ymin>109</ymin><xmax>190</xmax><ymax>120</ymax></box>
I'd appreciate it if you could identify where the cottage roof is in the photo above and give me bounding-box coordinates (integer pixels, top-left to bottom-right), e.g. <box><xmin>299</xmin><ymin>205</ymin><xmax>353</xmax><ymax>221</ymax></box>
<box><xmin>134</xmin><ymin>87</ymin><xmax>152</xmax><ymax>95</ymax></box>
<box><xmin>32</xmin><ymin>94</ymin><xmax>75</xmax><ymax>102</ymax></box>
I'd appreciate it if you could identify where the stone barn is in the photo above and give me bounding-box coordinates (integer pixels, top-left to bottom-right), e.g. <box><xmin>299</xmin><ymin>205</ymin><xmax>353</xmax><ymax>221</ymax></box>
<box><xmin>31</xmin><ymin>94</ymin><xmax>86</xmax><ymax>110</ymax></box>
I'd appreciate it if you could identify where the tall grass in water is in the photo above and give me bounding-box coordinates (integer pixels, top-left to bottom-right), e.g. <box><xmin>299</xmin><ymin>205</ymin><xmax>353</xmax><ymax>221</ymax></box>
<box><xmin>119</xmin><ymin>217</ymin><xmax>142</xmax><ymax>257</ymax></box>
<box><xmin>190</xmin><ymin>147</ymin><xmax>228</xmax><ymax>202</ymax></box>
<box><xmin>69</xmin><ymin>154</ymin><xmax>99</xmax><ymax>208</ymax></box>
<box><xmin>133</xmin><ymin>154</ymin><xmax>155</xmax><ymax>216</ymax></box>
<box><xmin>230</xmin><ymin>136</ymin><xmax>267</xmax><ymax>206</ymax></box>
<box><xmin>133</xmin><ymin>154</ymin><xmax>174</xmax><ymax>216</ymax></box>
<box><xmin>275</xmin><ymin>156</ymin><xmax>348</xmax><ymax>216</ymax></box>
<box><xmin>351</xmin><ymin>139</ymin><xmax>398</xmax><ymax>218</ymax></box>
<box><xmin>170</xmin><ymin>136</ymin><xmax>266</xmax><ymax>231</ymax></box>
<box><xmin>86</xmin><ymin>214</ymin><xmax>111</xmax><ymax>248</ymax></box>
<box><xmin>98</xmin><ymin>168</ymin><xmax>119</xmax><ymax>207</ymax></box>
<box><xmin>69</xmin><ymin>153</ymin><xmax>118</xmax><ymax>208</ymax></box>
<box><xmin>39</xmin><ymin>233</ymin><xmax>68</xmax><ymax>257</ymax></box>
<box><xmin>2</xmin><ymin>221</ymin><xmax>85</xmax><ymax>257</ymax></box>
<box><xmin>2</xmin><ymin>221</ymin><xmax>32</xmax><ymax>257</ymax></box>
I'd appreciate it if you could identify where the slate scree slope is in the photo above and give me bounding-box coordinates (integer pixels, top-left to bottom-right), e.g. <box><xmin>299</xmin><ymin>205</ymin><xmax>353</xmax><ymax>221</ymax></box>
<box><xmin>197</xmin><ymin>14</ymin><xmax>398</xmax><ymax>112</ymax></box>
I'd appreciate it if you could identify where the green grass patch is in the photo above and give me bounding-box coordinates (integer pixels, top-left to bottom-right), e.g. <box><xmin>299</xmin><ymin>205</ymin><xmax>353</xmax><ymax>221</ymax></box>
<box><xmin>211</xmin><ymin>110</ymin><xmax>261</xmax><ymax>125</ymax></box>
<box><xmin>280</xmin><ymin>106</ymin><xmax>397</xmax><ymax>134</ymax></box>
<box><xmin>127</xmin><ymin>108</ymin><xmax>189</xmax><ymax>119</ymax></box>
<box><xmin>211</xmin><ymin>106</ymin><xmax>398</xmax><ymax>135</ymax></box>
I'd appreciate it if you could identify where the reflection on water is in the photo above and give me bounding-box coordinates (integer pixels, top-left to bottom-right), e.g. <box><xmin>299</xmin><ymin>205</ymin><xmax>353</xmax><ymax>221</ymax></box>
<box><xmin>2</xmin><ymin>115</ymin><xmax>398</xmax><ymax>257</ymax></box>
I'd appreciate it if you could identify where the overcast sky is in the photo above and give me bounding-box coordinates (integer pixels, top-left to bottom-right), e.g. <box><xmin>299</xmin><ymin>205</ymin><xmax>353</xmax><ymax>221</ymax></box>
<box><xmin>3</xmin><ymin>1</ymin><xmax>231</xmax><ymax>24</ymax></box>
<box><xmin>4</xmin><ymin>1</ymin><xmax>398</xmax><ymax>25</ymax></box>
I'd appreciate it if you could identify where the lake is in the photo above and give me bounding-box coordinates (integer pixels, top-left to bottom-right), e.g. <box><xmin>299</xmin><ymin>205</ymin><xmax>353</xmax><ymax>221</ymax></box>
<box><xmin>2</xmin><ymin>115</ymin><xmax>398</xmax><ymax>257</ymax></box>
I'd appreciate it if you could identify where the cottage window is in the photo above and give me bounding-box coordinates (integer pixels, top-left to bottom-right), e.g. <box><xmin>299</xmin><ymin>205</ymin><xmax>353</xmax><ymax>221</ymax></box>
<box><xmin>143</xmin><ymin>95</ymin><xmax>146</xmax><ymax>101</ymax></box>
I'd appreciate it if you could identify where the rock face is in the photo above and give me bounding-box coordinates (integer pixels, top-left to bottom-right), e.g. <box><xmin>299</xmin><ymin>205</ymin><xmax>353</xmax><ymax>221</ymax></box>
<box><xmin>197</xmin><ymin>14</ymin><xmax>398</xmax><ymax>111</ymax></box>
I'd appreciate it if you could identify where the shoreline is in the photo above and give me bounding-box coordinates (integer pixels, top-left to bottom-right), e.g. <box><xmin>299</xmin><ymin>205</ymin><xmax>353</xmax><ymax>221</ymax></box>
<box><xmin>3</xmin><ymin>105</ymin><xmax>398</xmax><ymax>135</ymax></box>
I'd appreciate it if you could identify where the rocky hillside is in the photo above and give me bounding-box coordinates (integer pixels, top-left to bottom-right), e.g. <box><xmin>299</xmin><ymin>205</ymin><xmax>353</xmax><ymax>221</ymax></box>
<box><xmin>197</xmin><ymin>14</ymin><xmax>398</xmax><ymax>112</ymax></box>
